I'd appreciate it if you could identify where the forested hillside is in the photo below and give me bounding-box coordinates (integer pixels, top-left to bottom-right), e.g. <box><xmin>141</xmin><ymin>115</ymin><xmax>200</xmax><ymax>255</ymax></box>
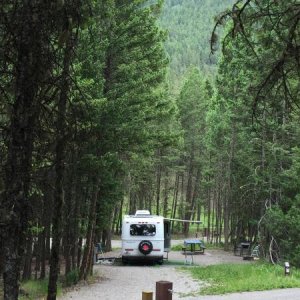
<box><xmin>0</xmin><ymin>0</ymin><xmax>299</xmax><ymax>299</ymax></box>
<box><xmin>160</xmin><ymin>0</ymin><xmax>235</xmax><ymax>84</ymax></box>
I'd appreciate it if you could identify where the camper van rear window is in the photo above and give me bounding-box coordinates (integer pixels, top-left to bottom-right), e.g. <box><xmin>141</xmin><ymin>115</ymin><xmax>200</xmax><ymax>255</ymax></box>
<box><xmin>130</xmin><ymin>224</ymin><xmax>156</xmax><ymax>236</ymax></box>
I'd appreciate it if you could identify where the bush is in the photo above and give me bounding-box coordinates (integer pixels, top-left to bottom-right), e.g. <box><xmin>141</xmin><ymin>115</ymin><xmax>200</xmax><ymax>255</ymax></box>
<box><xmin>20</xmin><ymin>279</ymin><xmax>61</xmax><ymax>299</ymax></box>
<box><xmin>265</xmin><ymin>197</ymin><xmax>300</xmax><ymax>267</ymax></box>
<box><xmin>65</xmin><ymin>269</ymin><xmax>80</xmax><ymax>286</ymax></box>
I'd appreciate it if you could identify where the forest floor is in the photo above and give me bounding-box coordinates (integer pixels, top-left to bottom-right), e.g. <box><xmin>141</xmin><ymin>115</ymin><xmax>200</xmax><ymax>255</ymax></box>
<box><xmin>59</xmin><ymin>241</ymin><xmax>249</xmax><ymax>300</ymax></box>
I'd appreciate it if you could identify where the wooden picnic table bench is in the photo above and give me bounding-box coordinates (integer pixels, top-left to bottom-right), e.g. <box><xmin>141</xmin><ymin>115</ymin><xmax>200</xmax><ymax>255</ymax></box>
<box><xmin>182</xmin><ymin>239</ymin><xmax>206</xmax><ymax>265</ymax></box>
<box><xmin>183</xmin><ymin>239</ymin><xmax>206</xmax><ymax>254</ymax></box>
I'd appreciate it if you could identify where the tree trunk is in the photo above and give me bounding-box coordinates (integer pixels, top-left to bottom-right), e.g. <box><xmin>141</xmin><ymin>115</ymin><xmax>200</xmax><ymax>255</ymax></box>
<box><xmin>197</xmin><ymin>202</ymin><xmax>201</xmax><ymax>232</ymax></box>
<box><xmin>77</xmin><ymin>237</ymin><xmax>83</xmax><ymax>269</ymax></box>
<box><xmin>171</xmin><ymin>174</ymin><xmax>179</xmax><ymax>232</ymax></box>
<box><xmin>72</xmin><ymin>178</ymin><xmax>82</xmax><ymax>270</ymax></box>
<box><xmin>129</xmin><ymin>188</ymin><xmax>137</xmax><ymax>215</ymax></box>
<box><xmin>40</xmin><ymin>227</ymin><xmax>47</xmax><ymax>280</ymax></box>
<box><xmin>22</xmin><ymin>234</ymin><xmax>33</xmax><ymax>281</ymax></box>
<box><xmin>211</xmin><ymin>188</ymin><xmax>215</xmax><ymax>243</ymax></box>
<box><xmin>191</xmin><ymin>168</ymin><xmax>201</xmax><ymax>221</ymax></box>
<box><xmin>183</xmin><ymin>152</ymin><xmax>194</xmax><ymax>237</ymax></box>
<box><xmin>104</xmin><ymin>227</ymin><xmax>112</xmax><ymax>252</ymax></box>
<box><xmin>116</xmin><ymin>199</ymin><xmax>123</xmax><ymax>235</ymax></box>
<box><xmin>79</xmin><ymin>184</ymin><xmax>99</xmax><ymax>280</ymax></box>
<box><xmin>47</xmin><ymin>31</ymin><xmax>73</xmax><ymax>300</ymax></box>
<box><xmin>35</xmin><ymin>233</ymin><xmax>42</xmax><ymax>280</ymax></box>
<box><xmin>63</xmin><ymin>167</ymin><xmax>75</xmax><ymax>276</ymax></box>
<box><xmin>111</xmin><ymin>206</ymin><xmax>118</xmax><ymax>235</ymax></box>
<box><xmin>163</xmin><ymin>170</ymin><xmax>169</xmax><ymax>217</ymax></box>
<box><xmin>2</xmin><ymin>2</ymin><xmax>45</xmax><ymax>298</ymax></box>
<box><xmin>207</xmin><ymin>183</ymin><xmax>211</xmax><ymax>243</ymax></box>
<box><xmin>156</xmin><ymin>150</ymin><xmax>162</xmax><ymax>215</ymax></box>
<box><xmin>224</xmin><ymin>124</ymin><xmax>236</xmax><ymax>251</ymax></box>
<box><xmin>178</xmin><ymin>174</ymin><xmax>185</xmax><ymax>232</ymax></box>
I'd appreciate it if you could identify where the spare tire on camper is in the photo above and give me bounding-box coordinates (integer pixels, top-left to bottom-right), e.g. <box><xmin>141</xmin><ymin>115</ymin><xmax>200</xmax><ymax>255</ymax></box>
<box><xmin>138</xmin><ymin>240</ymin><xmax>153</xmax><ymax>255</ymax></box>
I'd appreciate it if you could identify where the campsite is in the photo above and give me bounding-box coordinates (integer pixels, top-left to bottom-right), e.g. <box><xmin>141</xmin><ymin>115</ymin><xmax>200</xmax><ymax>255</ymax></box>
<box><xmin>1</xmin><ymin>1</ymin><xmax>299</xmax><ymax>299</ymax></box>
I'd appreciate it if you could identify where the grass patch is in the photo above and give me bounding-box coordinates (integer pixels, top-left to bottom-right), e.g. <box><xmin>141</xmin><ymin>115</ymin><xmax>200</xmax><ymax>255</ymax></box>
<box><xmin>183</xmin><ymin>262</ymin><xmax>300</xmax><ymax>295</ymax></box>
<box><xmin>65</xmin><ymin>269</ymin><xmax>80</xmax><ymax>286</ymax></box>
<box><xmin>171</xmin><ymin>244</ymin><xmax>185</xmax><ymax>251</ymax></box>
<box><xmin>19</xmin><ymin>279</ymin><xmax>62</xmax><ymax>300</ymax></box>
<box><xmin>112</xmin><ymin>247</ymin><xmax>121</xmax><ymax>251</ymax></box>
<box><xmin>162</xmin><ymin>260</ymin><xmax>187</xmax><ymax>266</ymax></box>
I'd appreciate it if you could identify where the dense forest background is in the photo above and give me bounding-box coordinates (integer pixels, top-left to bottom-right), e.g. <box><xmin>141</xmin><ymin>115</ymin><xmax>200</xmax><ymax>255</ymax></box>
<box><xmin>160</xmin><ymin>0</ymin><xmax>235</xmax><ymax>85</ymax></box>
<box><xmin>0</xmin><ymin>0</ymin><xmax>299</xmax><ymax>299</ymax></box>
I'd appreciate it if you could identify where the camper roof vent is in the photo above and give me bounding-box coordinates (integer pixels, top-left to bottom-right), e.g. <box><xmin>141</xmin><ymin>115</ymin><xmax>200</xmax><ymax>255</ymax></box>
<box><xmin>135</xmin><ymin>210</ymin><xmax>151</xmax><ymax>216</ymax></box>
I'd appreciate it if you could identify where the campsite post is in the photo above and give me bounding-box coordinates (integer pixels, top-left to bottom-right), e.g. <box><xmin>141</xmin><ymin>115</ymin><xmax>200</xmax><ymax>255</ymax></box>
<box><xmin>142</xmin><ymin>291</ymin><xmax>153</xmax><ymax>300</ymax></box>
<box><xmin>285</xmin><ymin>262</ymin><xmax>290</xmax><ymax>275</ymax></box>
<box><xmin>156</xmin><ymin>281</ymin><xmax>173</xmax><ymax>300</ymax></box>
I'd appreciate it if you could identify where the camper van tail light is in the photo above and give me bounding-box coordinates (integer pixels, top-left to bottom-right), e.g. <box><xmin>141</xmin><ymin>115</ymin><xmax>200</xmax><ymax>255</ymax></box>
<box><xmin>125</xmin><ymin>248</ymin><xmax>133</xmax><ymax>251</ymax></box>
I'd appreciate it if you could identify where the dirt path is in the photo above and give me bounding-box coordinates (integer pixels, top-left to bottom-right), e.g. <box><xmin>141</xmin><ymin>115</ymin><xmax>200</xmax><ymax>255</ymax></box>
<box><xmin>61</xmin><ymin>264</ymin><xmax>201</xmax><ymax>300</ymax></box>
<box><xmin>60</xmin><ymin>245</ymin><xmax>249</xmax><ymax>300</ymax></box>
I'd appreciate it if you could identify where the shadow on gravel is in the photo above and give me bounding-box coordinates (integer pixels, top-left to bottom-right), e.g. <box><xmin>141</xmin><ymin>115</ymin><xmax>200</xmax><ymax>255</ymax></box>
<box><xmin>111</xmin><ymin>258</ymin><xmax>187</xmax><ymax>267</ymax></box>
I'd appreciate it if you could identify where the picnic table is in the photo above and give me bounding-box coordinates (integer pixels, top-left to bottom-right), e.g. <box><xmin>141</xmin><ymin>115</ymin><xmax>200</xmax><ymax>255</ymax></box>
<box><xmin>182</xmin><ymin>239</ymin><xmax>206</xmax><ymax>265</ymax></box>
<box><xmin>183</xmin><ymin>239</ymin><xmax>206</xmax><ymax>254</ymax></box>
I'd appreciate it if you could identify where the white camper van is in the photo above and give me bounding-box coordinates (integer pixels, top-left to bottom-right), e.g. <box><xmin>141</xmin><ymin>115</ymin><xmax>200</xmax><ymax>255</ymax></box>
<box><xmin>121</xmin><ymin>210</ymin><xmax>171</xmax><ymax>264</ymax></box>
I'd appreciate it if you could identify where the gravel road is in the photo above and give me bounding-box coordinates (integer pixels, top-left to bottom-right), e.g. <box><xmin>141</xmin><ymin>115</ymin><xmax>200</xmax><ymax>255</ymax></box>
<box><xmin>60</xmin><ymin>241</ymin><xmax>300</xmax><ymax>300</ymax></box>
<box><xmin>61</xmin><ymin>264</ymin><xmax>202</xmax><ymax>300</ymax></box>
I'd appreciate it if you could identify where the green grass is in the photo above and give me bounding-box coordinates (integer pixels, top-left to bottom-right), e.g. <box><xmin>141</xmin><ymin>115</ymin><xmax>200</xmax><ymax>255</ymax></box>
<box><xmin>162</xmin><ymin>260</ymin><xmax>187</xmax><ymax>266</ymax></box>
<box><xmin>19</xmin><ymin>279</ymin><xmax>62</xmax><ymax>300</ymax></box>
<box><xmin>112</xmin><ymin>247</ymin><xmax>121</xmax><ymax>251</ymax></box>
<box><xmin>183</xmin><ymin>262</ymin><xmax>300</xmax><ymax>295</ymax></box>
<box><xmin>171</xmin><ymin>244</ymin><xmax>185</xmax><ymax>251</ymax></box>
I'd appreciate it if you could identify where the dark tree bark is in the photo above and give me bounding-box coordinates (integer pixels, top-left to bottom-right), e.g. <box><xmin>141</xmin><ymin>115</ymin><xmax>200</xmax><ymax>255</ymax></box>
<box><xmin>111</xmin><ymin>206</ymin><xmax>118</xmax><ymax>235</ymax></box>
<box><xmin>207</xmin><ymin>182</ymin><xmax>211</xmax><ymax>243</ymax></box>
<box><xmin>171</xmin><ymin>173</ymin><xmax>179</xmax><ymax>232</ymax></box>
<box><xmin>34</xmin><ymin>234</ymin><xmax>42</xmax><ymax>280</ymax></box>
<box><xmin>191</xmin><ymin>168</ymin><xmax>201</xmax><ymax>220</ymax></box>
<box><xmin>129</xmin><ymin>189</ymin><xmax>137</xmax><ymax>215</ymax></box>
<box><xmin>72</xmin><ymin>181</ymin><xmax>82</xmax><ymax>270</ymax></box>
<box><xmin>63</xmin><ymin>166</ymin><xmax>76</xmax><ymax>276</ymax></box>
<box><xmin>77</xmin><ymin>237</ymin><xmax>83</xmax><ymax>269</ymax></box>
<box><xmin>178</xmin><ymin>174</ymin><xmax>185</xmax><ymax>232</ymax></box>
<box><xmin>196</xmin><ymin>201</ymin><xmax>201</xmax><ymax>232</ymax></box>
<box><xmin>40</xmin><ymin>174</ymin><xmax>54</xmax><ymax>279</ymax></box>
<box><xmin>22</xmin><ymin>234</ymin><xmax>33</xmax><ymax>281</ymax></box>
<box><xmin>224</xmin><ymin>124</ymin><xmax>236</xmax><ymax>251</ymax></box>
<box><xmin>79</xmin><ymin>183</ymin><xmax>99</xmax><ymax>280</ymax></box>
<box><xmin>103</xmin><ymin>228</ymin><xmax>112</xmax><ymax>252</ymax></box>
<box><xmin>116</xmin><ymin>199</ymin><xmax>123</xmax><ymax>235</ymax></box>
<box><xmin>47</xmin><ymin>32</ymin><xmax>73</xmax><ymax>300</ymax></box>
<box><xmin>163</xmin><ymin>170</ymin><xmax>169</xmax><ymax>217</ymax></box>
<box><xmin>183</xmin><ymin>151</ymin><xmax>195</xmax><ymax>237</ymax></box>
<box><xmin>1</xmin><ymin>2</ymin><xmax>49</xmax><ymax>298</ymax></box>
<box><xmin>156</xmin><ymin>166</ymin><xmax>162</xmax><ymax>215</ymax></box>
<box><xmin>154</xmin><ymin>148</ymin><xmax>162</xmax><ymax>215</ymax></box>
